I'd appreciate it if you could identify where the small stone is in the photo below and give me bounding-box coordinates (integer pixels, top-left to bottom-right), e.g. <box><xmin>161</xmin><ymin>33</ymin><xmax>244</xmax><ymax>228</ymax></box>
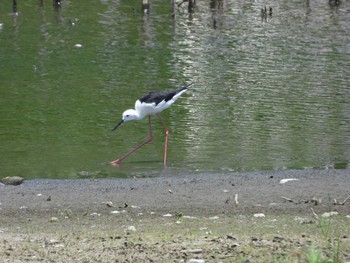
<box><xmin>90</xmin><ymin>212</ymin><xmax>101</xmax><ymax>217</ymax></box>
<box><xmin>74</xmin><ymin>43</ymin><xmax>82</xmax><ymax>48</ymax></box>
<box><xmin>310</xmin><ymin>197</ymin><xmax>321</xmax><ymax>205</ymax></box>
<box><xmin>181</xmin><ymin>249</ymin><xmax>203</xmax><ymax>254</ymax></box>
<box><xmin>49</xmin><ymin>217</ymin><xmax>59</xmax><ymax>223</ymax></box>
<box><xmin>322</xmin><ymin>212</ymin><xmax>338</xmax><ymax>218</ymax></box>
<box><xmin>188</xmin><ymin>259</ymin><xmax>205</xmax><ymax>263</ymax></box>
<box><xmin>230</xmin><ymin>243</ymin><xmax>239</xmax><ymax>249</ymax></box>
<box><xmin>54</xmin><ymin>244</ymin><xmax>65</xmax><ymax>248</ymax></box>
<box><xmin>272</xmin><ymin>236</ymin><xmax>284</xmax><ymax>243</ymax></box>
<box><xmin>2</xmin><ymin>176</ymin><xmax>24</xmax><ymax>185</ymax></box>
<box><xmin>279</xmin><ymin>178</ymin><xmax>299</xmax><ymax>184</ymax></box>
<box><xmin>226</xmin><ymin>235</ymin><xmax>236</xmax><ymax>240</ymax></box>
<box><xmin>126</xmin><ymin>226</ymin><xmax>136</xmax><ymax>232</ymax></box>
<box><xmin>110</xmin><ymin>210</ymin><xmax>120</xmax><ymax>214</ymax></box>
<box><xmin>48</xmin><ymin>239</ymin><xmax>60</xmax><ymax>245</ymax></box>
<box><xmin>163</xmin><ymin>214</ymin><xmax>172</xmax><ymax>217</ymax></box>
<box><xmin>254</xmin><ymin>213</ymin><xmax>265</xmax><ymax>218</ymax></box>
<box><xmin>103</xmin><ymin>201</ymin><xmax>114</xmax><ymax>207</ymax></box>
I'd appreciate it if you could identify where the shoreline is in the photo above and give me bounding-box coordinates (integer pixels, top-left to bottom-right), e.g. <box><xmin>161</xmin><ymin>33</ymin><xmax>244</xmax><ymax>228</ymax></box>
<box><xmin>2</xmin><ymin>169</ymin><xmax>350</xmax><ymax>216</ymax></box>
<box><xmin>1</xmin><ymin>169</ymin><xmax>350</xmax><ymax>262</ymax></box>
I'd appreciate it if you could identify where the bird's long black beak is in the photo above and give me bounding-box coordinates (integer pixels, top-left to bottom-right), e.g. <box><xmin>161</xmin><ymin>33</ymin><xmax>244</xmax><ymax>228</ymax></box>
<box><xmin>112</xmin><ymin>119</ymin><xmax>124</xmax><ymax>131</ymax></box>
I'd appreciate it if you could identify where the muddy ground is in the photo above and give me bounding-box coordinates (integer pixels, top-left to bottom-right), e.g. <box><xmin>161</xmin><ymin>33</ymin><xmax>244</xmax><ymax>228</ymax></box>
<box><xmin>1</xmin><ymin>169</ymin><xmax>350</xmax><ymax>262</ymax></box>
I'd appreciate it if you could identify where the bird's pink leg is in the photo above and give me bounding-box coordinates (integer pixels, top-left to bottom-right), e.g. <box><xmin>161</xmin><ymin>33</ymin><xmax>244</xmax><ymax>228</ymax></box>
<box><xmin>110</xmin><ymin>116</ymin><xmax>153</xmax><ymax>166</ymax></box>
<box><xmin>157</xmin><ymin>114</ymin><xmax>169</xmax><ymax>168</ymax></box>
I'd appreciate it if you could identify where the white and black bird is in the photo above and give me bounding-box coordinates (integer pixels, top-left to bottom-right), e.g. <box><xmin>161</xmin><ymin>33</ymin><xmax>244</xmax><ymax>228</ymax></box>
<box><xmin>111</xmin><ymin>83</ymin><xmax>193</xmax><ymax>167</ymax></box>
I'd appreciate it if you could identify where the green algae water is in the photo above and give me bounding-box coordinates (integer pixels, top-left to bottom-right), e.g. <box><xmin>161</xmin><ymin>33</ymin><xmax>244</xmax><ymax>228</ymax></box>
<box><xmin>0</xmin><ymin>0</ymin><xmax>349</xmax><ymax>179</ymax></box>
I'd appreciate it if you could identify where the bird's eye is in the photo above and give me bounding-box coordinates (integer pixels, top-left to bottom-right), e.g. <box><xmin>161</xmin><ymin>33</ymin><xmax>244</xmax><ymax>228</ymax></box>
<box><xmin>125</xmin><ymin>115</ymin><xmax>129</xmax><ymax>117</ymax></box>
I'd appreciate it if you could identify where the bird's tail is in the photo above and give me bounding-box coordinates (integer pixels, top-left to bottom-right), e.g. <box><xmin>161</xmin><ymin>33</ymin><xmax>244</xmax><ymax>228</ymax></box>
<box><xmin>177</xmin><ymin>82</ymin><xmax>194</xmax><ymax>92</ymax></box>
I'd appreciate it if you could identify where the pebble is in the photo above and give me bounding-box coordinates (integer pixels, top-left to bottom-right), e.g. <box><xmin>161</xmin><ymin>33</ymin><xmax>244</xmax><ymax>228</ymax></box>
<box><xmin>49</xmin><ymin>217</ymin><xmax>59</xmax><ymax>223</ymax></box>
<box><xmin>181</xmin><ymin>249</ymin><xmax>203</xmax><ymax>254</ymax></box>
<box><xmin>2</xmin><ymin>176</ymin><xmax>24</xmax><ymax>185</ymax></box>
<box><xmin>54</xmin><ymin>244</ymin><xmax>65</xmax><ymax>248</ymax></box>
<box><xmin>90</xmin><ymin>212</ymin><xmax>101</xmax><ymax>217</ymax></box>
<box><xmin>226</xmin><ymin>234</ymin><xmax>236</xmax><ymax>240</ymax></box>
<box><xmin>103</xmin><ymin>201</ymin><xmax>114</xmax><ymax>207</ymax></box>
<box><xmin>188</xmin><ymin>259</ymin><xmax>205</xmax><ymax>263</ymax></box>
<box><xmin>163</xmin><ymin>214</ymin><xmax>172</xmax><ymax>217</ymax></box>
<box><xmin>272</xmin><ymin>236</ymin><xmax>284</xmax><ymax>243</ymax></box>
<box><xmin>74</xmin><ymin>43</ymin><xmax>82</xmax><ymax>48</ymax></box>
<box><xmin>48</xmin><ymin>238</ymin><xmax>60</xmax><ymax>245</ymax></box>
<box><xmin>254</xmin><ymin>213</ymin><xmax>265</xmax><ymax>218</ymax></box>
<box><xmin>279</xmin><ymin>178</ymin><xmax>299</xmax><ymax>184</ymax></box>
<box><xmin>322</xmin><ymin>211</ymin><xmax>338</xmax><ymax>218</ymax></box>
<box><xmin>126</xmin><ymin>226</ymin><xmax>136</xmax><ymax>232</ymax></box>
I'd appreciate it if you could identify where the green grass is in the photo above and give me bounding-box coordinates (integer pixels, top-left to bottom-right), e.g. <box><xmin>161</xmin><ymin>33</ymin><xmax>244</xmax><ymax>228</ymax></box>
<box><xmin>306</xmin><ymin>214</ymin><xmax>345</xmax><ymax>263</ymax></box>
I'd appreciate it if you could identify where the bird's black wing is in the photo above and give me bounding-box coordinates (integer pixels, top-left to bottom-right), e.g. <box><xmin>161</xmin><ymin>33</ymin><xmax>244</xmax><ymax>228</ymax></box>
<box><xmin>139</xmin><ymin>91</ymin><xmax>171</xmax><ymax>105</ymax></box>
<box><xmin>139</xmin><ymin>83</ymin><xmax>193</xmax><ymax>106</ymax></box>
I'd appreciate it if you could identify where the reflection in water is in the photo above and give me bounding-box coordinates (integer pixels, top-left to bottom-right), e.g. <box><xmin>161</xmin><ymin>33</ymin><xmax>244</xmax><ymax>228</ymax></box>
<box><xmin>0</xmin><ymin>0</ymin><xmax>349</xmax><ymax>178</ymax></box>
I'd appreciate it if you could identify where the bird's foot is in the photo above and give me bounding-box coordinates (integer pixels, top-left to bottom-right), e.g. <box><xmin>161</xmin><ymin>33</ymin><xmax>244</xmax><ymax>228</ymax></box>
<box><xmin>110</xmin><ymin>158</ymin><xmax>122</xmax><ymax>166</ymax></box>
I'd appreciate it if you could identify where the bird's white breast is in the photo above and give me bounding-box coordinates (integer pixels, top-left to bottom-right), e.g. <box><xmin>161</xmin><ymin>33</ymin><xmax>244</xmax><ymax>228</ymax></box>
<box><xmin>135</xmin><ymin>99</ymin><xmax>174</xmax><ymax>118</ymax></box>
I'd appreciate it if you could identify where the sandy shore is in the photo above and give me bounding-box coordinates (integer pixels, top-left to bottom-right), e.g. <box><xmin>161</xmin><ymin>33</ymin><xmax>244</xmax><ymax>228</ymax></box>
<box><xmin>1</xmin><ymin>169</ymin><xmax>350</xmax><ymax>262</ymax></box>
<box><xmin>2</xmin><ymin>169</ymin><xmax>350</xmax><ymax>216</ymax></box>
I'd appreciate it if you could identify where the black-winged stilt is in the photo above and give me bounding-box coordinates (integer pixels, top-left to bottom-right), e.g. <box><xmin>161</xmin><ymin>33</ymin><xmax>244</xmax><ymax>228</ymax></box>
<box><xmin>111</xmin><ymin>83</ymin><xmax>193</xmax><ymax>167</ymax></box>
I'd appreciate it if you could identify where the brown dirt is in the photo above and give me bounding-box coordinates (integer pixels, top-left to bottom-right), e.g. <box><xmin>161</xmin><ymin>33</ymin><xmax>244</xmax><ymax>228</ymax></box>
<box><xmin>1</xmin><ymin>169</ymin><xmax>350</xmax><ymax>262</ymax></box>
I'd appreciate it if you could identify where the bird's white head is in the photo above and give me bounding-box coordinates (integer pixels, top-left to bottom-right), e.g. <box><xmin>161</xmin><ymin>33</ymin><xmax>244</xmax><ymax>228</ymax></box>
<box><xmin>122</xmin><ymin>109</ymin><xmax>140</xmax><ymax>122</ymax></box>
<box><xmin>112</xmin><ymin>109</ymin><xmax>140</xmax><ymax>131</ymax></box>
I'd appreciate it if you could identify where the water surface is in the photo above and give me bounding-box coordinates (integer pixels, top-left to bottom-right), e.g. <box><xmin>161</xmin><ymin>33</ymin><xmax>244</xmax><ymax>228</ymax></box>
<box><xmin>1</xmin><ymin>0</ymin><xmax>349</xmax><ymax>178</ymax></box>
